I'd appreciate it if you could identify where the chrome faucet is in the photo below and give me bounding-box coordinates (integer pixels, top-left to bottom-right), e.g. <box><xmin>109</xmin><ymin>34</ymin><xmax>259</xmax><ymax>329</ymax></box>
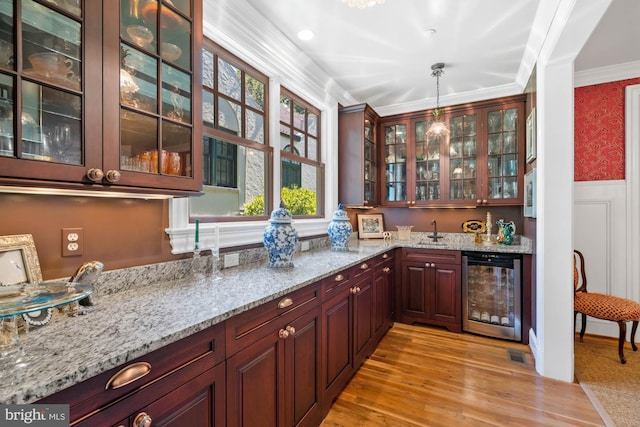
<box><xmin>428</xmin><ymin>220</ymin><xmax>441</xmax><ymax>242</ymax></box>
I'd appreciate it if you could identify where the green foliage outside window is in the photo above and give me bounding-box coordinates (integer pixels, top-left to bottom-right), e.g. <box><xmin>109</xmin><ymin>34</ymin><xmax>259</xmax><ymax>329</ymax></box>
<box><xmin>243</xmin><ymin>186</ymin><xmax>316</xmax><ymax>216</ymax></box>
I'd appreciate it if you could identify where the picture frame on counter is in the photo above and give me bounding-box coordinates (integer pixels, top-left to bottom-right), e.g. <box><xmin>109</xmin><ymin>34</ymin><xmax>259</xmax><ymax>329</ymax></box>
<box><xmin>0</xmin><ymin>234</ymin><xmax>43</xmax><ymax>286</ymax></box>
<box><xmin>526</xmin><ymin>108</ymin><xmax>537</xmax><ymax>163</ymax></box>
<box><xmin>0</xmin><ymin>234</ymin><xmax>54</xmax><ymax>327</ymax></box>
<box><xmin>357</xmin><ymin>213</ymin><xmax>385</xmax><ymax>239</ymax></box>
<box><xmin>524</xmin><ymin>168</ymin><xmax>537</xmax><ymax>218</ymax></box>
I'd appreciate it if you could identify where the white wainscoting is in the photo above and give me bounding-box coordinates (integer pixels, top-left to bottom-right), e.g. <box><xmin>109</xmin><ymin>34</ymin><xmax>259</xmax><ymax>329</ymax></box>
<box><xmin>574</xmin><ymin>180</ymin><xmax>629</xmax><ymax>338</ymax></box>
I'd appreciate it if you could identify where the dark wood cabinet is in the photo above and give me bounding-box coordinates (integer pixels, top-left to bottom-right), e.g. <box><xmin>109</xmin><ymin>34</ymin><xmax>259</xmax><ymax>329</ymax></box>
<box><xmin>372</xmin><ymin>250</ymin><xmax>395</xmax><ymax>343</ymax></box>
<box><xmin>0</xmin><ymin>0</ymin><xmax>202</xmax><ymax>195</ymax></box>
<box><xmin>320</xmin><ymin>261</ymin><xmax>374</xmax><ymax>412</ymax></box>
<box><xmin>400</xmin><ymin>248</ymin><xmax>461</xmax><ymax>332</ymax></box>
<box><xmin>379</xmin><ymin>96</ymin><xmax>525</xmax><ymax>207</ymax></box>
<box><xmin>338</xmin><ymin>103</ymin><xmax>379</xmax><ymax>207</ymax></box>
<box><xmin>38</xmin><ymin>322</ymin><xmax>226</xmax><ymax>426</ymax></box>
<box><xmin>225</xmin><ymin>283</ymin><xmax>322</xmax><ymax>427</ymax></box>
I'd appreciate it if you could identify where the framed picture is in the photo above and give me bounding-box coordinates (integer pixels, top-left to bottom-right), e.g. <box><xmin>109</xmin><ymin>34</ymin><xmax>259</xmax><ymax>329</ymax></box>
<box><xmin>0</xmin><ymin>234</ymin><xmax>43</xmax><ymax>286</ymax></box>
<box><xmin>524</xmin><ymin>168</ymin><xmax>537</xmax><ymax>218</ymax></box>
<box><xmin>526</xmin><ymin>108</ymin><xmax>537</xmax><ymax>163</ymax></box>
<box><xmin>357</xmin><ymin>213</ymin><xmax>385</xmax><ymax>239</ymax></box>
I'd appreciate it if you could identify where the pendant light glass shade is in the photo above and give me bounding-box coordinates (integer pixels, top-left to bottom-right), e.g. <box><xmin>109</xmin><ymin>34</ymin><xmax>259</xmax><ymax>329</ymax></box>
<box><xmin>427</xmin><ymin>63</ymin><xmax>449</xmax><ymax>137</ymax></box>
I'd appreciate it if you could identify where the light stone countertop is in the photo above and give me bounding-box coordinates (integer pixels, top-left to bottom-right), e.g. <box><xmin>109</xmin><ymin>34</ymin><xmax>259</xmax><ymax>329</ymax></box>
<box><xmin>0</xmin><ymin>233</ymin><xmax>531</xmax><ymax>404</ymax></box>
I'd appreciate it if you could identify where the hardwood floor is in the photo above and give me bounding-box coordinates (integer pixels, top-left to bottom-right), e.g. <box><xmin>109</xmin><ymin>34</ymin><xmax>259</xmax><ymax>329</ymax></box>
<box><xmin>321</xmin><ymin>323</ymin><xmax>604</xmax><ymax>427</ymax></box>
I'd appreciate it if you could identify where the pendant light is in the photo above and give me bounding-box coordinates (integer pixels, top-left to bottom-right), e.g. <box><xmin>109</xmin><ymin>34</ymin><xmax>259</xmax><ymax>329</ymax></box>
<box><xmin>427</xmin><ymin>63</ymin><xmax>449</xmax><ymax>137</ymax></box>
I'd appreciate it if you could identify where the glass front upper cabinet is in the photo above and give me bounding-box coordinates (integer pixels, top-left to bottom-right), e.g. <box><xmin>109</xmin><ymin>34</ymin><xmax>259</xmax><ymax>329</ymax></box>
<box><xmin>119</xmin><ymin>0</ymin><xmax>193</xmax><ymax>177</ymax></box>
<box><xmin>363</xmin><ymin>115</ymin><xmax>376</xmax><ymax>203</ymax></box>
<box><xmin>486</xmin><ymin>106</ymin><xmax>519</xmax><ymax>202</ymax></box>
<box><xmin>448</xmin><ymin>113</ymin><xmax>477</xmax><ymax>202</ymax></box>
<box><xmin>0</xmin><ymin>0</ymin><xmax>83</xmax><ymax>165</ymax></box>
<box><xmin>414</xmin><ymin>119</ymin><xmax>444</xmax><ymax>203</ymax></box>
<box><xmin>384</xmin><ymin>123</ymin><xmax>407</xmax><ymax>204</ymax></box>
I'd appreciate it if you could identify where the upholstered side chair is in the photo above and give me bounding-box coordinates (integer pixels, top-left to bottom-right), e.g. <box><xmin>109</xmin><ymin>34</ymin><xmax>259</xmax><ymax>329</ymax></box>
<box><xmin>574</xmin><ymin>249</ymin><xmax>640</xmax><ymax>364</ymax></box>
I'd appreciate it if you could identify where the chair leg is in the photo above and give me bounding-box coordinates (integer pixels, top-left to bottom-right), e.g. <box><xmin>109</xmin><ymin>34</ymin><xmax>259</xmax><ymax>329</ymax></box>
<box><xmin>580</xmin><ymin>313</ymin><xmax>587</xmax><ymax>342</ymax></box>
<box><xmin>631</xmin><ymin>320</ymin><xmax>639</xmax><ymax>352</ymax></box>
<box><xmin>617</xmin><ymin>321</ymin><xmax>627</xmax><ymax>364</ymax></box>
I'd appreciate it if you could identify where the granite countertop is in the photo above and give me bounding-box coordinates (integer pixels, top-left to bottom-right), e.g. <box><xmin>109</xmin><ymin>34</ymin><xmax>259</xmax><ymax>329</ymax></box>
<box><xmin>0</xmin><ymin>233</ymin><xmax>531</xmax><ymax>404</ymax></box>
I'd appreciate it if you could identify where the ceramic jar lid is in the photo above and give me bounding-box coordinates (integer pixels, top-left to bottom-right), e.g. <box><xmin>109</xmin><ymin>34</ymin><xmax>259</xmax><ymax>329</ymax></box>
<box><xmin>331</xmin><ymin>204</ymin><xmax>349</xmax><ymax>221</ymax></box>
<box><xmin>269</xmin><ymin>201</ymin><xmax>293</xmax><ymax>223</ymax></box>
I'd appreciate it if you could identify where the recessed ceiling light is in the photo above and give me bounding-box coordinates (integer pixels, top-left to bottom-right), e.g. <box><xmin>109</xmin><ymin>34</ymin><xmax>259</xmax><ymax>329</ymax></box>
<box><xmin>424</xmin><ymin>28</ymin><xmax>436</xmax><ymax>38</ymax></box>
<box><xmin>297</xmin><ymin>29</ymin><xmax>314</xmax><ymax>41</ymax></box>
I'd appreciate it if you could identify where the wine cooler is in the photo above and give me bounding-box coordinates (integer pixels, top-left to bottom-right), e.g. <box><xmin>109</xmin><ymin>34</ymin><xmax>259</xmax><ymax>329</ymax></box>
<box><xmin>462</xmin><ymin>252</ymin><xmax>522</xmax><ymax>341</ymax></box>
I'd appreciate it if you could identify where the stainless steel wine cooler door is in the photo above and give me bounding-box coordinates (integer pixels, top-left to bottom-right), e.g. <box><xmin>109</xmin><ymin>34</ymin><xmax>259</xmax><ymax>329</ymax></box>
<box><xmin>462</xmin><ymin>253</ymin><xmax>522</xmax><ymax>341</ymax></box>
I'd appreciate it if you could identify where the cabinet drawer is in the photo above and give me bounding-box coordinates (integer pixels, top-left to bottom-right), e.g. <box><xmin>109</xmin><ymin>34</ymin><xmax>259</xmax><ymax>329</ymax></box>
<box><xmin>322</xmin><ymin>269</ymin><xmax>352</xmax><ymax>300</ymax></box>
<box><xmin>402</xmin><ymin>248</ymin><xmax>461</xmax><ymax>265</ymax></box>
<box><xmin>39</xmin><ymin>322</ymin><xmax>225</xmax><ymax>424</ymax></box>
<box><xmin>352</xmin><ymin>260</ymin><xmax>373</xmax><ymax>279</ymax></box>
<box><xmin>373</xmin><ymin>250</ymin><xmax>395</xmax><ymax>267</ymax></box>
<box><xmin>226</xmin><ymin>282</ymin><xmax>321</xmax><ymax>356</ymax></box>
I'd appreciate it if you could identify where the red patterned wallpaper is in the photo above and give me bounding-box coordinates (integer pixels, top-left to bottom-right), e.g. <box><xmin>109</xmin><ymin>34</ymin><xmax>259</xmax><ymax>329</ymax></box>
<box><xmin>574</xmin><ymin>78</ymin><xmax>640</xmax><ymax>181</ymax></box>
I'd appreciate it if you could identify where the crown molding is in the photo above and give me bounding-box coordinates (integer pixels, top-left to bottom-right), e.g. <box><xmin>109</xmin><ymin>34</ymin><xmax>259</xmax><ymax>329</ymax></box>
<box><xmin>202</xmin><ymin>1</ymin><xmax>358</xmax><ymax>109</ymax></box>
<box><xmin>574</xmin><ymin>60</ymin><xmax>640</xmax><ymax>87</ymax></box>
<box><xmin>375</xmin><ymin>82</ymin><xmax>524</xmax><ymax>117</ymax></box>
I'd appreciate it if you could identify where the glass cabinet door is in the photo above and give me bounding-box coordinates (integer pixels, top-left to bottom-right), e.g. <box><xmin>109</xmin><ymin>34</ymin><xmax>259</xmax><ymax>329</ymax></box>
<box><xmin>1</xmin><ymin>0</ymin><xmax>83</xmax><ymax>165</ymax></box>
<box><xmin>364</xmin><ymin>116</ymin><xmax>376</xmax><ymax>203</ymax></box>
<box><xmin>449</xmin><ymin>113</ymin><xmax>477</xmax><ymax>202</ymax></box>
<box><xmin>414</xmin><ymin>119</ymin><xmax>442</xmax><ymax>202</ymax></box>
<box><xmin>487</xmin><ymin>107</ymin><xmax>519</xmax><ymax>201</ymax></box>
<box><xmin>119</xmin><ymin>0</ymin><xmax>193</xmax><ymax>177</ymax></box>
<box><xmin>384</xmin><ymin>123</ymin><xmax>407</xmax><ymax>203</ymax></box>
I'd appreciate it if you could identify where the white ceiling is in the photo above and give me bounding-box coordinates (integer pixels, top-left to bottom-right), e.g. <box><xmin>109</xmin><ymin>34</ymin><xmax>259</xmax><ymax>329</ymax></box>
<box><xmin>210</xmin><ymin>0</ymin><xmax>640</xmax><ymax>115</ymax></box>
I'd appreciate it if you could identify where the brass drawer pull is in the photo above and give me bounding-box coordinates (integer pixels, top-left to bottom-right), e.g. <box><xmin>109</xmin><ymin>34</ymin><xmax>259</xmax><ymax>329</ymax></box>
<box><xmin>133</xmin><ymin>412</ymin><xmax>152</xmax><ymax>427</ymax></box>
<box><xmin>278</xmin><ymin>297</ymin><xmax>293</xmax><ymax>309</ymax></box>
<box><xmin>334</xmin><ymin>274</ymin><xmax>344</xmax><ymax>282</ymax></box>
<box><xmin>105</xmin><ymin>362</ymin><xmax>151</xmax><ymax>390</ymax></box>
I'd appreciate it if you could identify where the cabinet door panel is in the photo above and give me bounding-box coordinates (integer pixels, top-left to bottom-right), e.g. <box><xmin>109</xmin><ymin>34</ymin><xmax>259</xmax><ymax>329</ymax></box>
<box><xmin>287</xmin><ymin>308</ymin><xmax>321</xmax><ymax>427</ymax></box>
<box><xmin>321</xmin><ymin>289</ymin><xmax>352</xmax><ymax>405</ymax></box>
<box><xmin>145</xmin><ymin>363</ymin><xmax>225</xmax><ymax>427</ymax></box>
<box><xmin>353</xmin><ymin>275</ymin><xmax>373</xmax><ymax>366</ymax></box>
<box><xmin>227</xmin><ymin>334</ymin><xmax>283</xmax><ymax>427</ymax></box>
<box><xmin>431</xmin><ymin>264</ymin><xmax>462</xmax><ymax>331</ymax></box>
<box><xmin>403</xmin><ymin>263</ymin><xmax>428</xmax><ymax>317</ymax></box>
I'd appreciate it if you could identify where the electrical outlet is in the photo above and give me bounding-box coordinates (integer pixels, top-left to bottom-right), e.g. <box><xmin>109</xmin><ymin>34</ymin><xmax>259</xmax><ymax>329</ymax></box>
<box><xmin>224</xmin><ymin>253</ymin><xmax>240</xmax><ymax>268</ymax></box>
<box><xmin>301</xmin><ymin>241</ymin><xmax>310</xmax><ymax>251</ymax></box>
<box><xmin>62</xmin><ymin>228</ymin><xmax>83</xmax><ymax>257</ymax></box>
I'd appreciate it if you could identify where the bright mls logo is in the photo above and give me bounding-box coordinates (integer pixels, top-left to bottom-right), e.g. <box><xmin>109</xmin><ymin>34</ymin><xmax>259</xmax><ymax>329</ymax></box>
<box><xmin>1</xmin><ymin>405</ymin><xmax>69</xmax><ymax>426</ymax></box>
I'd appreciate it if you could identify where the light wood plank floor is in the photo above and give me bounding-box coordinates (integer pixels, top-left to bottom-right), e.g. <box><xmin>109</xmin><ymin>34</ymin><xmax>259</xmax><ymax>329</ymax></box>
<box><xmin>321</xmin><ymin>323</ymin><xmax>604</xmax><ymax>427</ymax></box>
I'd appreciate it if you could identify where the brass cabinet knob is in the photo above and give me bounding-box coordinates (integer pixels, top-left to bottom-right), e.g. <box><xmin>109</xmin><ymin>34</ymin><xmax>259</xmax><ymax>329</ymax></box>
<box><xmin>382</xmin><ymin>253</ymin><xmax>389</xmax><ymax>259</ymax></box>
<box><xmin>334</xmin><ymin>274</ymin><xmax>344</xmax><ymax>282</ymax></box>
<box><xmin>278</xmin><ymin>328</ymin><xmax>290</xmax><ymax>339</ymax></box>
<box><xmin>431</xmin><ymin>263</ymin><xmax>436</xmax><ymax>268</ymax></box>
<box><xmin>86</xmin><ymin>168</ymin><xmax>104</xmax><ymax>182</ymax></box>
<box><xmin>133</xmin><ymin>412</ymin><xmax>152</xmax><ymax>427</ymax></box>
<box><xmin>476</xmin><ymin>199</ymin><xmax>482</xmax><ymax>204</ymax></box>
<box><xmin>360</xmin><ymin>263</ymin><xmax>369</xmax><ymax>270</ymax></box>
<box><xmin>383</xmin><ymin>267</ymin><xmax>391</xmax><ymax>273</ymax></box>
<box><xmin>350</xmin><ymin>287</ymin><xmax>357</xmax><ymax>295</ymax></box>
<box><xmin>425</xmin><ymin>263</ymin><xmax>430</xmax><ymax>268</ymax></box>
<box><xmin>286</xmin><ymin>325</ymin><xmax>296</xmax><ymax>336</ymax></box>
<box><xmin>105</xmin><ymin>169</ymin><xmax>121</xmax><ymax>183</ymax></box>
<box><xmin>356</xmin><ymin>286</ymin><xmax>361</xmax><ymax>293</ymax></box>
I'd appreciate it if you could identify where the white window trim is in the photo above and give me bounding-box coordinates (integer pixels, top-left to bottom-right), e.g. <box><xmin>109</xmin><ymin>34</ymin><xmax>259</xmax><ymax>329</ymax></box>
<box><xmin>166</xmin><ymin>1</ymin><xmax>350</xmax><ymax>254</ymax></box>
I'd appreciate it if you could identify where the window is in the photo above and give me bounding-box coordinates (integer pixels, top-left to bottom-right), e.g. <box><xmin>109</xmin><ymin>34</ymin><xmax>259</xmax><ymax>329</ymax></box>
<box><xmin>279</xmin><ymin>88</ymin><xmax>324</xmax><ymax>217</ymax></box>
<box><xmin>192</xmin><ymin>40</ymin><xmax>270</xmax><ymax>219</ymax></box>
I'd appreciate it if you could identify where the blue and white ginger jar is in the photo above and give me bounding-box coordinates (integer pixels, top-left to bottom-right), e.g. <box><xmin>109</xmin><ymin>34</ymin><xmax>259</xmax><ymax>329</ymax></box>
<box><xmin>263</xmin><ymin>202</ymin><xmax>298</xmax><ymax>268</ymax></box>
<box><xmin>328</xmin><ymin>204</ymin><xmax>352</xmax><ymax>252</ymax></box>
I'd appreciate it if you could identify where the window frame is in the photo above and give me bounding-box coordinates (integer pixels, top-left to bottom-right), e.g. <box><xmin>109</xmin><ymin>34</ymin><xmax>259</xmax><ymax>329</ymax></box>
<box><xmin>278</xmin><ymin>87</ymin><xmax>325</xmax><ymax>218</ymax></box>
<box><xmin>197</xmin><ymin>39</ymin><xmax>272</xmax><ymax>222</ymax></box>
